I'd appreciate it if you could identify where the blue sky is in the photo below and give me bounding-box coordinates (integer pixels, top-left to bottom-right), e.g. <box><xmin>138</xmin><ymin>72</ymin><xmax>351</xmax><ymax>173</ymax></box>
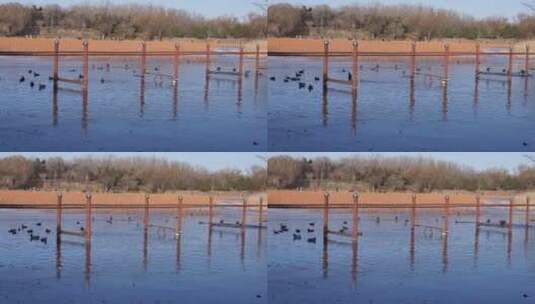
<box><xmin>6</xmin><ymin>0</ymin><xmax>527</xmax><ymax>19</ymax></box>
<box><xmin>1</xmin><ymin>153</ymin><xmax>532</xmax><ymax>173</ymax></box>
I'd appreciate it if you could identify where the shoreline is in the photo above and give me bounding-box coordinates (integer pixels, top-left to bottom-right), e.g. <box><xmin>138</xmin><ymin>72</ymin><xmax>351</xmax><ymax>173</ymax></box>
<box><xmin>0</xmin><ymin>190</ymin><xmax>266</xmax><ymax>209</ymax></box>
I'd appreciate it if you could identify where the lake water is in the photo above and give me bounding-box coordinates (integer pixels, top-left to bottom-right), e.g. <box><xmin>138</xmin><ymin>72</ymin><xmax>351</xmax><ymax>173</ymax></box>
<box><xmin>268</xmin><ymin>207</ymin><xmax>535</xmax><ymax>304</ymax></box>
<box><xmin>268</xmin><ymin>56</ymin><xmax>535</xmax><ymax>151</ymax></box>
<box><xmin>0</xmin><ymin>208</ymin><xmax>267</xmax><ymax>304</ymax></box>
<box><xmin>0</xmin><ymin>55</ymin><xmax>266</xmax><ymax>151</ymax></box>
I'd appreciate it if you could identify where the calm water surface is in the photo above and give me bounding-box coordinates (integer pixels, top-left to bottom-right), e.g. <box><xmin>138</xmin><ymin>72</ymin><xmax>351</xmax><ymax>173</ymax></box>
<box><xmin>269</xmin><ymin>207</ymin><xmax>535</xmax><ymax>304</ymax></box>
<box><xmin>0</xmin><ymin>208</ymin><xmax>266</xmax><ymax>304</ymax></box>
<box><xmin>268</xmin><ymin>56</ymin><xmax>535</xmax><ymax>151</ymax></box>
<box><xmin>0</xmin><ymin>55</ymin><xmax>266</xmax><ymax>151</ymax></box>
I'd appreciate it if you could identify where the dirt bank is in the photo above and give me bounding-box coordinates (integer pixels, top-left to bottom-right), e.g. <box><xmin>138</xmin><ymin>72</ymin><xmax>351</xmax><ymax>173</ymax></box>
<box><xmin>0</xmin><ymin>37</ymin><xmax>267</xmax><ymax>53</ymax></box>
<box><xmin>268</xmin><ymin>190</ymin><xmax>520</xmax><ymax>208</ymax></box>
<box><xmin>267</xmin><ymin>38</ymin><xmax>523</xmax><ymax>55</ymax></box>
<box><xmin>0</xmin><ymin>190</ymin><xmax>265</xmax><ymax>208</ymax></box>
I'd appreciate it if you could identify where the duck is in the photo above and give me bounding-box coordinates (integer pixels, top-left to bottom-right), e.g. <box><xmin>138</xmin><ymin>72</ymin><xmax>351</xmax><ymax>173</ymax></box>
<box><xmin>38</xmin><ymin>83</ymin><xmax>46</xmax><ymax>90</ymax></box>
<box><xmin>40</xmin><ymin>237</ymin><xmax>47</xmax><ymax>244</ymax></box>
<box><xmin>307</xmin><ymin>84</ymin><xmax>314</xmax><ymax>92</ymax></box>
<box><xmin>269</xmin><ymin>76</ymin><xmax>276</xmax><ymax>81</ymax></box>
<box><xmin>8</xmin><ymin>228</ymin><xmax>17</xmax><ymax>235</ymax></box>
<box><xmin>375</xmin><ymin>217</ymin><xmax>381</xmax><ymax>223</ymax></box>
<box><xmin>348</xmin><ymin>72</ymin><xmax>352</xmax><ymax>81</ymax></box>
<box><xmin>314</xmin><ymin>76</ymin><xmax>320</xmax><ymax>81</ymax></box>
<box><xmin>30</xmin><ymin>81</ymin><xmax>34</xmax><ymax>88</ymax></box>
<box><xmin>19</xmin><ymin>76</ymin><xmax>25</xmax><ymax>83</ymax></box>
<box><xmin>36</xmin><ymin>222</ymin><xmax>42</xmax><ymax>226</ymax></box>
<box><xmin>298</xmin><ymin>82</ymin><xmax>306</xmax><ymax>89</ymax></box>
<box><xmin>45</xmin><ymin>228</ymin><xmax>51</xmax><ymax>234</ymax></box>
<box><xmin>293</xmin><ymin>233</ymin><xmax>302</xmax><ymax>240</ymax></box>
<box><xmin>33</xmin><ymin>72</ymin><xmax>40</xmax><ymax>77</ymax></box>
<box><xmin>30</xmin><ymin>234</ymin><xmax>40</xmax><ymax>241</ymax></box>
<box><xmin>307</xmin><ymin>237</ymin><xmax>316</xmax><ymax>243</ymax></box>
<box><xmin>307</xmin><ymin>228</ymin><xmax>314</xmax><ymax>233</ymax></box>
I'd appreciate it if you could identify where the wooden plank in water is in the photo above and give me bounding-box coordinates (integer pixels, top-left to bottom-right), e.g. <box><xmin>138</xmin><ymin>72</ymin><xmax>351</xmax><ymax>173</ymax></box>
<box><xmin>327</xmin><ymin>78</ymin><xmax>351</xmax><ymax>85</ymax></box>
<box><xmin>198</xmin><ymin>221</ymin><xmax>266</xmax><ymax>229</ymax></box>
<box><xmin>208</xmin><ymin>70</ymin><xmax>241</xmax><ymax>76</ymax></box>
<box><xmin>56</xmin><ymin>77</ymin><xmax>83</xmax><ymax>84</ymax></box>
<box><xmin>61</xmin><ymin>229</ymin><xmax>85</xmax><ymax>237</ymax></box>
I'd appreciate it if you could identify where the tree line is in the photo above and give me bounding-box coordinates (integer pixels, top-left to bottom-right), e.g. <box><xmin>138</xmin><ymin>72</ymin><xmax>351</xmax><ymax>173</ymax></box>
<box><xmin>0</xmin><ymin>155</ymin><xmax>266</xmax><ymax>192</ymax></box>
<box><xmin>0</xmin><ymin>2</ymin><xmax>266</xmax><ymax>39</ymax></box>
<box><xmin>268</xmin><ymin>3</ymin><xmax>535</xmax><ymax>40</ymax></box>
<box><xmin>268</xmin><ymin>155</ymin><xmax>535</xmax><ymax>192</ymax></box>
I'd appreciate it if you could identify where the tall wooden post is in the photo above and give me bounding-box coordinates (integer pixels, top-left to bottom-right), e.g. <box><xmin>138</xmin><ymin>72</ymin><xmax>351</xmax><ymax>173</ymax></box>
<box><xmin>241</xmin><ymin>197</ymin><xmax>248</xmax><ymax>226</ymax></box>
<box><xmin>526</xmin><ymin>45</ymin><xmax>530</xmax><ymax>75</ymax></box>
<box><xmin>351</xmin><ymin>40</ymin><xmax>359</xmax><ymax>93</ymax></box>
<box><xmin>322</xmin><ymin>40</ymin><xmax>329</xmax><ymax>90</ymax></box>
<box><xmin>526</xmin><ymin>197</ymin><xmax>531</xmax><ymax>226</ymax></box>
<box><xmin>255</xmin><ymin>44</ymin><xmax>260</xmax><ymax>76</ymax></box>
<box><xmin>323</xmin><ymin>192</ymin><xmax>330</xmax><ymax>242</ymax></box>
<box><xmin>238</xmin><ymin>44</ymin><xmax>244</xmax><ymax>77</ymax></box>
<box><xmin>475</xmin><ymin>194</ymin><xmax>481</xmax><ymax>224</ymax></box>
<box><xmin>141</xmin><ymin>42</ymin><xmax>147</xmax><ymax>76</ymax></box>
<box><xmin>205</xmin><ymin>42</ymin><xmax>211</xmax><ymax>78</ymax></box>
<box><xmin>85</xmin><ymin>192</ymin><xmax>92</xmax><ymax>240</ymax></box>
<box><xmin>258</xmin><ymin>197</ymin><xmax>264</xmax><ymax>225</ymax></box>
<box><xmin>82</xmin><ymin>40</ymin><xmax>89</xmax><ymax>91</ymax></box>
<box><xmin>410</xmin><ymin>42</ymin><xmax>417</xmax><ymax>78</ymax></box>
<box><xmin>475</xmin><ymin>43</ymin><xmax>481</xmax><ymax>79</ymax></box>
<box><xmin>208</xmin><ymin>196</ymin><xmax>214</xmax><ymax>224</ymax></box>
<box><xmin>410</xmin><ymin>193</ymin><xmax>417</xmax><ymax>267</ymax></box>
<box><xmin>352</xmin><ymin>192</ymin><xmax>359</xmax><ymax>241</ymax></box>
<box><xmin>53</xmin><ymin>39</ymin><xmax>59</xmax><ymax>85</ymax></box>
<box><xmin>174</xmin><ymin>43</ymin><xmax>180</xmax><ymax>82</ymax></box>
<box><xmin>508</xmin><ymin>47</ymin><xmax>514</xmax><ymax>78</ymax></box>
<box><xmin>509</xmin><ymin>198</ymin><xmax>514</xmax><ymax>228</ymax></box>
<box><xmin>443</xmin><ymin>44</ymin><xmax>450</xmax><ymax>82</ymax></box>
<box><xmin>56</xmin><ymin>192</ymin><xmax>63</xmax><ymax>234</ymax></box>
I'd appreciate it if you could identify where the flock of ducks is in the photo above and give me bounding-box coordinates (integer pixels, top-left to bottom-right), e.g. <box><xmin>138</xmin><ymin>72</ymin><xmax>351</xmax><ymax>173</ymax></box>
<box><xmin>7</xmin><ymin>222</ymin><xmax>51</xmax><ymax>244</ymax></box>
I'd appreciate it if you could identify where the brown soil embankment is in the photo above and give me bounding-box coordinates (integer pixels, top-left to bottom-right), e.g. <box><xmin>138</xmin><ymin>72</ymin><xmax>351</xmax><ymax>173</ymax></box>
<box><xmin>0</xmin><ymin>37</ymin><xmax>267</xmax><ymax>54</ymax></box>
<box><xmin>0</xmin><ymin>190</ymin><xmax>265</xmax><ymax>208</ymax></box>
<box><xmin>267</xmin><ymin>38</ymin><xmax>514</xmax><ymax>55</ymax></box>
<box><xmin>268</xmin><ymin>190</ymin><xmax>518</xmax><ymax>208</ymax></box>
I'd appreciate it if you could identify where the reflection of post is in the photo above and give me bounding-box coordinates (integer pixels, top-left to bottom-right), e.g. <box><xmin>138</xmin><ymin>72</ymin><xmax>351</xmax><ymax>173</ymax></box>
<box><xmin>508</xmin><ymin>47</ymin><xmax>514</xmax><ymax>78</ymax></box>
<box><xmin>322</xmin><ymin>192</ymin><xmax>330</xmax><ymax>278</ymax></box>
<box><xmin>84</xmin><ymin>192</ymin><xmax>92</xmax><ymax>286</ymax></box>
<box><xmin>207</xmin><ymin>196</ymin><xmax>214</xmax><ymax>257</ymax></box>
<box><xmin>442</xmin><ymin>195</ymin><xmax>449</xmax><ymax>273</ymax></box>
<box><xmin>351</xmin><ymin>92</ymin><xmax>357</xmax><ymax>136</ymax></box>
<box><xmin>237</xmin><ymin>44</ymin><xmax>244</xmax><ymax>103</ymax></box>
<box><xmin>52</xmin><ymin>85</ymin><xmax>59</xmax><ymax>126</ymax></box>
<box><xmin>525</xmin><ymin>45</ymin><xmax>530</xmax><ymax>97</ymax></box>
<box><xmin>443</xmin><ymin>44</ymin><xmax>450</xmax><ymax>82</ymax></box>
<box><xmin>351</xmin><ymin>192</ymin><xmax>359</xmax><ymax>285</ymax></box>
<box><xmin>408</xmin><ymin>76</ymin><xmax>415</xmax><ymax>119</ymax></box>
<box><xmin>173</xmin><ymin>44</ymin><xmax>180</xmax><ymax>119</ymax></box>
<box><xmin>410</xmin><ymin>194</ymin><xmax>417</xmax><ymax>269</ymax></box>
<box><xmin>507</xmin><ymin>199</ymin><xmax>513</xmax><ymax>265</ymax></box>
<box><xmin>56</xmin><ymin>192</ymin><xmax>62</xmax><ymax>279</ymax></box>
<box><xmin>322</xmin><ymin>89</ymin><xmax>328</xmax><ymax>126</ymax></box>
<box><xmin>441</xmin><ymin>78</ymin><xmax>448</xmax><ymax>121</ymax></box>
<box><xmin>322</xmin><ymin>40</ymin><xmax>329</xmax><ymax>91</ymax></box>
<box><xmin>474</xmin><ymin>194</ymin><xmax>481</xmax><ymax>263</ymax></box>
<box><xmin>176</xmin><ymin>195</ymin><xmax>183</xmax><ymax>272</ymax></box>
<box><xmin>143</xmin><ymin>193</ymin><xmax>149</xmax><ymax>271</ymax></box>
<box><xmin>82</xmin><ymin>83</ymin><xmax>88</xmax><ymax>134</ymax></box>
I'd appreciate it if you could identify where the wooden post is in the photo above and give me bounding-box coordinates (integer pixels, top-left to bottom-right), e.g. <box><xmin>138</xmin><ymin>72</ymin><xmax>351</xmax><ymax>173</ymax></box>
<box><xmin>443</xmin><ymin>44</ymin><xmax>450</xmax><ymax>82</ymax></box>
<box><xmin>508</xmin><ymin>46</ymin><xmax>514</xmax><ymax>78</ymax></box>
<box><xmin>208</xmin><ymin>196</ymin><xmax>214</xmax><ymax>224</ymax></box>
<box><xmin>174</xmin><ymin>43</ymin><xmax>180</xmax><ymax>83</ymax></box>
<box><xmin>526</xmin><ymin>196</ymin><xmax>531</xmax><ymax>226</ymax></box>
<box><xmin>323</xmin><ymin>40</ymin><xmax>329</xmax><ymax>89</ymax></box>
<box><xmin>444</xmin><ymin>195</ymin><xmax>450</xmax><ymax>233</ymax></box>
<box><xmin>258</xmin><ymin>197</ymin><xmax>264</xmax><ymax>225</ymax></box>
<box><xmin>475</xmin><ymin>42</ymin><xmax>481</xmax><ymax>79</ymax></box>
<box><xmin>82</xmin><ymin>40</ymin><xmax>89</xmax><ymax>90</ymax></box>
<box><xmin>205</xmin><ymin>42</ymin><xmax>211</xmax><ymax>77</ymax></box>
<box><xmin>323</xmin><ymin>192</ymin><xmax>330</xmax><ymax>241</ymax></box>
<box><xmin>351</xmin><ymin>40</ymin><xmax>359</xmax><ymax>92</ymax></box>
<box><xmin>238</xmin><ymin>44</ymin><xmax>244</xmax><ymax>77</ymax></box>
<box><xmin>352</xmin><ymin>192</ymin><xmax>359</xmax><ymax>241</ymax></box>
<box><xmin>85</xmin><ymin>192</ymin><xmax>92</xmax><ymax>240</ymax></box>
<box><xmin>509</xmin><ymin>198</ymin><xmax>514</xmax><ymax>228</ymax></box>
<box><xmin>526</xmin><ymin>45</ymin><xmax>530</xmax><ymax>75</ymax></box>
<box><xmin>56</xmin><ymin>192</ymin><xmax>63</xmax><ymax>233</ymax></box>
<box><xmin>53</xmin><ymin>39</ymin><xmax>59</xmax><ymax>83</ymax></box>
<box><xmin>177</xmin><ymin>194</ymin><xmax>183</xmax><ymax>209</ymax></box>
<box><xmin>241</xmin><ymin>197</ymin><xmax>248</xmax><ymax>226</ymax></box>
<box><xmin>141</xmin><ymin>42</ymin><xmax>147</xmax><ymax>76</ymax></box>
<box><xmin>255</xmin><ymin>44</ymin><xmax>260</xmax><ymax>75</ymax></box>
<box><xmin>410</xmin><ymin>42</ymin><xmax>417</xmax><ymax>78</ymax></box>
<box><xmin>475</xmin><ymin>194</ymin><xmax>481</xmax><ymax>224</ymax></box>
